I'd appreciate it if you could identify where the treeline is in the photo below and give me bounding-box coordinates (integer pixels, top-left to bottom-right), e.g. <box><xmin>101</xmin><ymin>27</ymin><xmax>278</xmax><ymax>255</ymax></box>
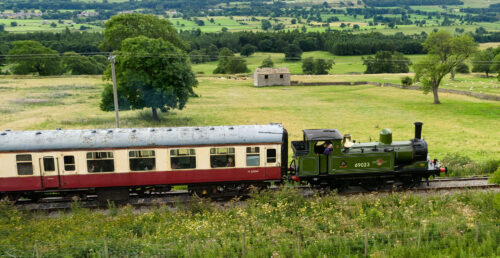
<box><xmin>181</xmin><ymin>30</ymin><xmax>425</xmax><ymax>58</ymax></box>
<box><xmin>0</xmin><ymin>29</ymin><xmax>103</xmax><ymax>53</ymax></box>
<box><xmin>362</xmin><ymin>0</ymin><xmax>463</xmax><ymax>7</ymax></box>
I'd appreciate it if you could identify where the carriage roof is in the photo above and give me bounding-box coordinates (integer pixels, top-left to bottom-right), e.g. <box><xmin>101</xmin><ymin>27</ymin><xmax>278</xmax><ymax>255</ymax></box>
<box><xmin>0</xmin><ymin>124</ymin><xmax>284</xmax><ymax>152</ymax></box>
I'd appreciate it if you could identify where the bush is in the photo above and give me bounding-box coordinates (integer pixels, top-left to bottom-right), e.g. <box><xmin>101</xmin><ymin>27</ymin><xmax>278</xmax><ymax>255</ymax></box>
<box><xmin>455</xmin><ymin>62</ymin><xmax>470</xmax><ymax>73</ymax></box>
<box><xmin>401</xmin><ymin>76</ymin><xmax>413</xmax><ymax>88</ymax></box>
<box><xmin>260</xmin><ymin>56</ymin><xmax>274</xmax><ymax>68</ymax></box>
<box><xmin>441</xmin><ymin>153</ymin><xmax>499</xmax><ymax>177</ymax></box>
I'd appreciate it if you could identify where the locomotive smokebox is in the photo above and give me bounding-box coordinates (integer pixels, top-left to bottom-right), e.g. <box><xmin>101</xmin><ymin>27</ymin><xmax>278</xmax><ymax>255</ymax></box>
<box><xmin>414</xmin><ymin>122</ymin><xmax>423</xmax><ymax>139</ymax></box>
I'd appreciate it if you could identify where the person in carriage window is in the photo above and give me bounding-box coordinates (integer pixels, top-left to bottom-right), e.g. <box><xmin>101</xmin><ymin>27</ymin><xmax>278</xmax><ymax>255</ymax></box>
<box><xmin>226</xmin><ymin>157</ymin><xmax>235</xmax><ymax>167</ymax></box>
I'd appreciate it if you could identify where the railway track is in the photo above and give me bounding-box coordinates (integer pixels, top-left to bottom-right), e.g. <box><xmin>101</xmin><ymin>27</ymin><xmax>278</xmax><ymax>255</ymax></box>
<box><xmin>12</xmin><ymin>176</ymin><xmax>498</xmax><ymax>211</ymax></box>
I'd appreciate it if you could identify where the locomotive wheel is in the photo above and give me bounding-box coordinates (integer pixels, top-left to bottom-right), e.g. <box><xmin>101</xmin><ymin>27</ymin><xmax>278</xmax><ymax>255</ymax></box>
<box><xmin>401</xmin><ymin>177</ymin><xmax>422</xmax><ymax>189</ymax></box>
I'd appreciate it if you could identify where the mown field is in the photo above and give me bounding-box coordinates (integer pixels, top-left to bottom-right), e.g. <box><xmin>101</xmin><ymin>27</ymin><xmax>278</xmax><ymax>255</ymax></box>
<box><xmin>0</xmin><ymin>189</ymin><xmax>498</xmax><ymax>256</ymax></box>
<box><xmin>0</xmin><ymin>74</ymin><xmax>498</xmax><ymax>166</ymax></box>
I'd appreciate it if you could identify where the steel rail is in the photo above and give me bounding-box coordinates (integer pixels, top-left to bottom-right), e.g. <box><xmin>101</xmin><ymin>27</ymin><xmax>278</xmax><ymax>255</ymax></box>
<box><xmin>11</xmin><ymin>177</ymin><xmax>498</xmax><ymax>211</ymax></box>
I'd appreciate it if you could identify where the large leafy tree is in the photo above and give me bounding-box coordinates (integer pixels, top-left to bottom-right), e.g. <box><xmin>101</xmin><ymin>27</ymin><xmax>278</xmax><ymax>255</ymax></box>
<box><xmin>363</xmin><ymin>51</ymin><xmax>411</xmax><ymax>74</ymax></box>
<box><xmin>100</xmin><ymin>36</ymin><xmax>197</xmax><ymax>121</ymax></box>
<box><xmin>7</xmin><ymin>40</ymin><xmax>64</xmax><ymax>76</ymax></box>
<box><xmin>471</xmin><ymin>47</ymin><xmax>500</xmax><ymax>77</ymax></box>
<box><xmin>62</xmin><ymin>52</ymin><xmax>106</xmax><ymax>75</ymax></box>
<box><xmin>100</xmin><ymin>13</ymin><xmax>187</xmax><ymax>51</ymax></box>
<box><xmin>284</xmin><ymin>44</ymin><xmax>303</xmax><ymax>61</ymax></box>
<box><xmin>414</xmin><ymin>31</ymin><xmax>477</xmax><ymax>104</ymax></box>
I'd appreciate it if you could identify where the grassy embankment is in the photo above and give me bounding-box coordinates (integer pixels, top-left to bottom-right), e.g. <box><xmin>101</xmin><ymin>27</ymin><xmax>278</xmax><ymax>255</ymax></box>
<box><xmin>0</xmin><ymin>189</ymin><xmax>498</xmax><ymax>256</ymax></box>
<box><xmin>0</xmin><ymin>74</ymin><xmax>498</xmax><ymax>175</ymax></box>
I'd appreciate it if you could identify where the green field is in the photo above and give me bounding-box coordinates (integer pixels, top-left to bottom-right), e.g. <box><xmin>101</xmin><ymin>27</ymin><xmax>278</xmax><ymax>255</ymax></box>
<box><xmin>0</xmin><ymin>18</ymin><xmax>102</xmax><ymax>33</ymax></box>
<box><xmin>0</xmin><ymin>189</ymin><xmax>498</xmax><ymax>256</ymax></box>
<box><xmin>192</xmin><ymin>51</ymin><xmax>428</xmax><ymax>75</ymax></box>
<box><xmin>0</xmin><ymin>74</ymin><xmax>498</xmax><ymax>163</ymax></box>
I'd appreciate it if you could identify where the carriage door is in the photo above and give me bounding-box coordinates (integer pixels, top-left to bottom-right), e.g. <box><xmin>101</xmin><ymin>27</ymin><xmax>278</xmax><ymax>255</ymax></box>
<box><xmin>40</xmin><ymin>156</ymin><xmax>60</xmax><ymax>189</ymax></box>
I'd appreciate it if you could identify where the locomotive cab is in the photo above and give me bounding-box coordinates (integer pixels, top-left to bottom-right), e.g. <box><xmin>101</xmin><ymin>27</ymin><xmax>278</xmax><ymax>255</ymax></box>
<box><xmin>290</xmin><ymin>122</ymin><xmax>445</xmax><ymax>187</ymax></box>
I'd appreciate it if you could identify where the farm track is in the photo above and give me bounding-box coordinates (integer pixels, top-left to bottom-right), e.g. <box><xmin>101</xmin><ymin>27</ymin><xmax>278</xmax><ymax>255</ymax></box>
<box><xmin>14</xmin><ymin>177</ymin><xmax>498</xmax><ymax>211</ymax></box>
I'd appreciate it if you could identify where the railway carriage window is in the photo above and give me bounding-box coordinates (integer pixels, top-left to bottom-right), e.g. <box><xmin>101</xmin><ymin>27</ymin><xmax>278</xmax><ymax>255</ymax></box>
<box><xmin>129</xmin><ymin>150</ymin><xmax>156</xmax><ymax>171</ymax></box>
<box><xmin>170</xmin><ymin>149</ymin><xmax>196</xmax><ymax>169</ymax></box>
<box><xmin>267</xmin><ymin>149</ymin><xmax>277</xmax><ymax>163</ymax></box>
<box><xmin>210</xmin><ymin>147</ymin><xmax>235</xmax><ymax>168</ymax></box>
<box><xmin>86</xmin><ymin>152</ymin><xmax>114</xmax><ymax>173</ymax></box>
<box><xmin>43</xmin><ymin>157</ymin><xmax>55</xmax><ymax>172</ymax></box>
<box><xmin>16</xmin><ymin>154</ymin><xmax>33</xmax><ymax>175</ymax></box>
<box><xmin>246</xmin><ymin>147</ymin><xmax>260</xmax><ymax>167</ymax></box>
<box><xmin>64</xmin><ymin>156</ymin><xmax>76</xmax><ymax>171</ymax></box>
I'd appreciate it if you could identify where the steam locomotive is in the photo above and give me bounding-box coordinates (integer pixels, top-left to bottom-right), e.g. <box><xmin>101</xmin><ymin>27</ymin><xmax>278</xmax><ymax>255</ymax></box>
<box><xmin>0</xmin><ymin>122</ymin><xmax>445</xmax><ymax>201</ymax></box>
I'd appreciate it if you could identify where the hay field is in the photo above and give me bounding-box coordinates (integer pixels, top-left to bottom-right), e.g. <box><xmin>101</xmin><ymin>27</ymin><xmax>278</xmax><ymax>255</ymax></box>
<box><xmin>0</xmin><ymin>75</ymin><xmax>498</xmax><ymax>162</ymax></box>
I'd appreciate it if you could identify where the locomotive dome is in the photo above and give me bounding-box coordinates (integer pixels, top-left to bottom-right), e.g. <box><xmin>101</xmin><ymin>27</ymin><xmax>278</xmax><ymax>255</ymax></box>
<box><xmin>0</xmin><ymin>124</ymin><xmax>285</xmax><ymax>152</ymax></box>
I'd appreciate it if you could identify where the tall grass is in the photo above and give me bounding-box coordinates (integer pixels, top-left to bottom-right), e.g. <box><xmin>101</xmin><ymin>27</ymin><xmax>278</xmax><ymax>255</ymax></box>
<box><xmin>0</xmin><ymin>189</ymin><xmax>498</xmax><ymax>256</ymax></box>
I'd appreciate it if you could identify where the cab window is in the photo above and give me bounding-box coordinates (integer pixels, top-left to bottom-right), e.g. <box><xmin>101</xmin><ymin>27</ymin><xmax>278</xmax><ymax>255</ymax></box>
<box><xmin>86</xmin><ymin>152</ymin><xmax>114</xmax><ymax>172</ymax></box>
<box><xmin>170</xmin><ymin>149</ymin><xmax>196</xmax><ymax>169</ymax></box>
<box><xmin>129</xmin><ymin>150</ymin><xmax>156</xmax><ymax>171</ymax></box>
<box><xmin>16</xmin><ymin>154</ymin><xmax>33</xmax><ymax>175</ymax></box>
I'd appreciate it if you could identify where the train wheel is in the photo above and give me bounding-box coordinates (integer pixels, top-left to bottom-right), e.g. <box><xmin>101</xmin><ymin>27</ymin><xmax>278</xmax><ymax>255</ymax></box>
<box><xmin>402</xmin><ymin>177</ymin><xmax>421</xmax><ymax>189</ymax></box>
<box><xmin>5</xmin><ymin>192</ymin><xmax>21</xmax><ymax>202</ymax></box>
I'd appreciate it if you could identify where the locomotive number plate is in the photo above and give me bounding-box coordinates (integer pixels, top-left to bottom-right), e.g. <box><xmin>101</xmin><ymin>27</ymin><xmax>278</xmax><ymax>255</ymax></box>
<box><xmin>354</xmin><ymin>162</ymin><xmax>370</xmax><ymax>168</ymax></box>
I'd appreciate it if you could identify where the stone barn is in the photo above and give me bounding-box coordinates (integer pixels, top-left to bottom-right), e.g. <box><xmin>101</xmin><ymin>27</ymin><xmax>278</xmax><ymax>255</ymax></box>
<box><xmin>253</xmin><ymin>68</ymin><xmax>291</xmax><ymax>87</ymax></box>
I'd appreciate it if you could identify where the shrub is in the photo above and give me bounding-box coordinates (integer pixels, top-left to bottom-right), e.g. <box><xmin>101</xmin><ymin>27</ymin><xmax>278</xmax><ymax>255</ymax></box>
<box><xmin>441</xmin><ymin>153</ymin><xmax>499</xmax><ymax>177</ymax></box>
<box><xmin>455</xmin><ymin>62</ymin><xmax>470</xmax><ymax>73</ymax></box>
<box><xmin>401</xmin><ymin>76</ymin><xmax>413</xmax><ymax>88</ymax></box>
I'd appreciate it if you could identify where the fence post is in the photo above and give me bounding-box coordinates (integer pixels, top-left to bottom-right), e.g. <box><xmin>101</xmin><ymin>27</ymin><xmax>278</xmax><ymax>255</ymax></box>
<box><xmin>475</xmin><ymin>222</ymin><xmax>479</xmax><ymax>242</ymax></box>
<box><xmin>34</xmin><ymin>242</ymin><xmax>40</xmax><ymax>258</ymax></box>
<box><xmin>186</xmin><ymin>235</ymin><xmax>191</xmax><ymax>258</ymax></box>
<box><xmin>104</xmin><ymin>240</ymin><xmax>109</xmax><ymax>258</ymax></box>
<box><xmin>364</xmin><ymin>232</ymin><xmax>368</xmax><ymax>257</ymax></box>
<box><xmin>241</xmin><ymin>232</ymin><xmax>246</xmax><ymax>258</ymax></box>
<box><xmin>417</xmin><ymin>228</ymin><xmax>421</xmax><ymax>248</ymax></box>
<box><xmin>296</xmin><ymin>233</ymin><xmax>301</xmax><ymax>256</ymax></box>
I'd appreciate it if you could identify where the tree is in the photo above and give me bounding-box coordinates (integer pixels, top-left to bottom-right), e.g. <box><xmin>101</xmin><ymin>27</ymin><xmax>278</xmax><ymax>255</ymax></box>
<box><xmin>302</xmin><ymin>57</ymin><xmax>334</xmax><ymax>74</ymax></box>
<box><xmin>302</xmin><ymin>57</ymin><xmax>315</xmax><ymax>74</ymax></box>
<box><xmin>471</xmin><ymin>47</ymin><xmax>500</xmax><ymax>77</ymax></box>
<box><xmin>284</xmin><ymin>44</ymin><xmax>302</xmax><ymax>61</ymax></box>
<box><xmin>363</xmin><ymin>51</ymin><xmax>411</xmax><ymax>74</ymax></box>
<box><xmin>314</xmin><ymin>58</ymin><xmax>334</xmax><ymax>74</ymax></box>
<box><xmin>414</xmin><ymin>31</ymin><xmax>477</xmax><ymax>104</ymax></box>
<box><xmin>100</xmin><ymin>14</ymin><xmax>186</xmax><ymax>51</ymax></box>
<box><xmin>7</xmin><ymin>40</ymin><xmax>64</xmax><ymax>76</ymax></box>
<box><xmin>260</xmin><ymin>56</ymin><xmax>274</xmax><ymax>68</ymax></box>
<box><xmin>100</xmin><ymin>36</ymin><xmax>197</xmax><ymax>121</ymax></box>
<box><xmin>261</xmin><ymin>20</ymin><xmax>272</xmax><ymax>31</ymax></box>
<box><xmin>491</xmin><ymin>53</ymin><xmax>500</xmax><ymax>81</ymax></box>
<box><xmin>240</xmin><ymin>44</ymin><xmax>256</xmax><ymax>57</ymax></box>
<box><xmin>62</xmin><ymin>52</ymin><xmax>106</xmax><ymax>75</ymax></box>
<box><xmin>213</xmin><ymin>48</ymin><xmax>249</xmax><ymax>74</ymax></box>
<box><xmin>0</xmin><ymin>43</ymin><xmax>9</xmax><ymax>66</ymax></box>
<box><xmin>455</xmin><ymin>62</ymin><xmax>470</xmax><ymax>73</ymax></box>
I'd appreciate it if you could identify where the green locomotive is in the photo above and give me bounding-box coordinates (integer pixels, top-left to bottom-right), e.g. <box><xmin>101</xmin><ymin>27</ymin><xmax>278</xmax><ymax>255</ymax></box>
<box><xmin>289</xmin><ymin>122</ymin><xmax>446</xmax><ymax>188</ymax></box>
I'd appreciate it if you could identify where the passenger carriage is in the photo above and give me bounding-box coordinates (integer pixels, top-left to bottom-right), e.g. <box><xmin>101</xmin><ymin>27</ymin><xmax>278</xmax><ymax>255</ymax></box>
<box><xmin>0</xmin><ymin>124</ymin><xmax>288</xmax><ymax>201</ymax></box>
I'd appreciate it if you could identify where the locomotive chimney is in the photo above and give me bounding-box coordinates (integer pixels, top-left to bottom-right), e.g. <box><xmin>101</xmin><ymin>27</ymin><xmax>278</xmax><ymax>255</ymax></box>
<box><xmin>414</xmin><ymin>122</ymin><xmax>423</xmax><ymax>139</ymax></box>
